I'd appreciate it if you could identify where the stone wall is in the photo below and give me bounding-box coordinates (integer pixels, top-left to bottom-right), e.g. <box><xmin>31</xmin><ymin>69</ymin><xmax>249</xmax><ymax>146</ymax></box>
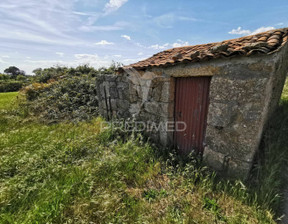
<box><xmin>204</xmin><ymin>49</ymin><xmax>288</xmax><ymax>179</ymax></box>
<box><xmin>96</xmin><ymin>72</ymin><xmax>175</xmax><ymax>146</ymax></box>
<box><xmin>96</xmin><ymin>74</ymin><xmax>131</xmax><ymax>119</ymax></box>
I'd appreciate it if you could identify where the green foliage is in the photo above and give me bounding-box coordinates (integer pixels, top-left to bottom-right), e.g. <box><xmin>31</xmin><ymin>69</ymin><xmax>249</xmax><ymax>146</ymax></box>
<box><xmin>22</xmin><ymin>75</ymin><xmax>98</xmax><ymax>122</ymax></box>
<box><xmin>143</xmin><ymin>189</ymin><xmax>168</xmax><ymax>202</ymax></box>
<box><xmin>21</xmin><ymin>82</ymin><xmax>53</xmax><ymax>101</ymax></box>
<box><xmin>0</xmin><ymin>73</ymin><xmax>10</xmax><ymax>80</ymax></box>
<box><xmin>32</xmin><ymin>63</ymin><xmax>122</xmax><ymax>83</ymax></box>
<box><xmin>32</xmin><ymin>66</ymin><xmax>66</xmax><ymax>83</ymax></box>
<box><xmin>203</xmin><ymin>196</ymin><xmax>227</xmax><ymax>222</ymax></box>
<box><xmin>22</xmin><ymin>63</ymin><xmax>123</xmax><ymax>122</ymax></box>
<box><xmin>0</xmin><ymin>80</ymin><xmax>24</xmax><ymax>92</ymax></box>
<box><xmin>0</xmin><ymin>71</ymin><xmax>33</xmax><ymax>93</ymax></box>
<box><xmin>4</xmin><ymin>66</ymin><xmax>25</xmax><ymax>78</ymax></box>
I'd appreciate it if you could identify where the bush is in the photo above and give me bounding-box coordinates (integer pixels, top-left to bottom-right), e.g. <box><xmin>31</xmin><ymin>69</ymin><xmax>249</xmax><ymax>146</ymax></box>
<box><xmin>32</xmin><ymin>63</ymin><xmax>122</xmax><ymax>83</ymax></box>
<box><xmin>0</xmin><ymin>80</ymin><xmax>23</xmax><ymax>92</ymax></box>
<box><xmin>21</xmin><ymin>63</ymin><xmax>123</xmax><ymax>121</ymax></box>
<box><xmin>22</xmin><ymin>76</ymin><xmax>99</xmax><ymax>122</ymax></box>
<box><xmin>21</xmin><ymin>82</ymin><xmax>54</xmax><ymax>101</ymax></box>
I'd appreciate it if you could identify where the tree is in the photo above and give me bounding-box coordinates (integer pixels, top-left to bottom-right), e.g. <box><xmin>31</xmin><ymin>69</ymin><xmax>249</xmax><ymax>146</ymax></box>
<box><xmin>32</xmin><ymin>68</ymin><xmax>42</xmax><ymax>76</ymax></box>
<box><xmin>4</xmin><ymin>66</ymin><xmax>25</xmax><ymax>78</ymax></box>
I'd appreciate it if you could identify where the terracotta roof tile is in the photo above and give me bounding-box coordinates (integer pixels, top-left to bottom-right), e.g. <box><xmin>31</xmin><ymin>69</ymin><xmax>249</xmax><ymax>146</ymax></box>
<box><xmin>120</xmin><ymin>27</ymin><xmax>288</xmax><ymax>71</ymax></box>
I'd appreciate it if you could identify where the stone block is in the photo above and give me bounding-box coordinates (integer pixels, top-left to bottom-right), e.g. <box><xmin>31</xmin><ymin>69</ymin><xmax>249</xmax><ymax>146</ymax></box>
<box><xmin>144</xmin><ymin>102</ymin><xmax>159</xmax><ymax>115</ymax></box>
<box><xmin>208</xmin><ymin>102</ymin><xmax>236</xmax><ymax>128</ymax></box>
<box><xmin>160</xmin><ymin>81</ymin><xmax>173</xmax><ymax>102</ymax></box>
<box><xmin>203</xmin><ymin>146</ymin><xmax>252</xmax><ymax>180</ymax></box>
<box><xmin>109</xmin><ymin>86</ymin><xmax>119</xmax><ymax>98</ymax></box>
<box><xmin>129</xmin><ymin>103</ymin><xmax>141</xmax><ymax>115</ymax></box>
<box><xmin>110</xmin><ymin>99</ymin><xmax>117</xmax><ymax>110</ymax></box>
<box><xmin>116</xmin><ymin>100</ymin><xmax>130</xmax><ymax>110</ymax></box>
<box><xmin>117</xmin><ymin>81</ymin><xmax>129</xmax><ymax>89</ymax></box>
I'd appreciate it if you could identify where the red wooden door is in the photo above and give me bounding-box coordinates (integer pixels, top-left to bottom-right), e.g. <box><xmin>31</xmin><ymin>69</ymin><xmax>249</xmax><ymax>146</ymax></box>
<box><xmin>174</xmin><ymin>77</ymin><xmax>211</xmax><ymax>154</ymax></box>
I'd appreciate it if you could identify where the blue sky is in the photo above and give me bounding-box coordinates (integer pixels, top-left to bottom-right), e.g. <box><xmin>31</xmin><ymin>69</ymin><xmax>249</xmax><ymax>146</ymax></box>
<box><xmin>0</xmin><ymin>0</ymin><xmax>288</xmax><ymax>74</ymax></box>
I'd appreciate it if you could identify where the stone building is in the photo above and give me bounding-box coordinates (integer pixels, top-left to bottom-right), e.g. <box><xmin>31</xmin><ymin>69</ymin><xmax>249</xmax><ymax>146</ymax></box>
<box><xmin>97</xmin><ymin>28</ymin><xmax>288</xmax><ymax>179</ymax></box>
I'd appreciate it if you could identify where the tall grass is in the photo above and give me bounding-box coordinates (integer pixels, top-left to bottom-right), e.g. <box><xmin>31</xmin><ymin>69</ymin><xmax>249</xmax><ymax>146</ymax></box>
<box><xmin>1</xmin><ymin>86</ymin><xmax>287</xmax><ymax>223</ymax></box>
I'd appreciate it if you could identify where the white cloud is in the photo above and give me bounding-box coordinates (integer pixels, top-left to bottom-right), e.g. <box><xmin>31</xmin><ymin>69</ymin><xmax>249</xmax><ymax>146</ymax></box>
<box><xmin>122</xmin><ymin>58</ymin><xmax>137</xmax><ymax>63</ymax></box>
<box><xmin>137</xmin><ymin>52</ymin><xmax>143</xmax><ymax>56</ymax></box>
<box><xmin>121</xmin><ymin>34</ymin><xmax>131</xmax><ymax>40</ymax></box>
<box><xmin>79</xmin><ymin>21</ymin><xmax>129</xmax><ymax>32</ymax></box>
<box><xmin>178</xmin><ymin>16</ymin><xmax>199</xmax><ymax>22</ymax></box>
<box><xmin>74</xmin><ymin>54</ymin><xmax>99</xmax><ymax>60</ymax></box>
<box><xmin>228</xmin><ymin>26</ymin><xmax>275</xmax><ymax>35</ymax></box>
<box><xmin>104</xmin><ymin>0</ymin><xmax>128</xmax><ymax>14</ymax></box>
<box><xmin>149</xmin><ymin>43</ymin><xmax>170</xmax><ymax>50</ymax></box>
<box><xmin>250</xmin><ymin>26</ymin><xmax>275</xmax><ymax>35</ymax></box>
<box><xmin>113</xmin><ymin>54</ymin><xmax>122</xmax><ymax>58</ymax></box>
<box><xmin>74</xmin><ymin>54</ymin><xmax>112</xmax><ymax>67</ymax></box>
<box><xmin>0</xmin><ymin>0</ymin><xmax>87</xmax><ymax>47</ymax></box>
<box><xmin>1</xmin><ymin>55</ymin><xmax>10</xmax><ymax>58</ymax></box>
<box><xmin>79</xmin><ymin>25</ymin><xmax>123</xmax><ymax>32</ymax></box>
<box><xmin>56</xmin><ymin>52</ymin><xmax>64</xmax><ymax>57</ymax></box>
<box><xmin>153</xmin><ymin>13</ymin><xmax>199</xmax><ymax>29</ymax></box>
<box><xmin>172</xmin><ymin>39</ymin><xmax>189</xmax><ymax>48</ymax></box>
<box><xmin>0</xmin><ymin>29</ymin><xmax>84</xmax><ymax>46</ymax></box>
<box><xmin>94</xmin><ymin>40</ymin><xmax>114</xmax><ymax>45</ymax></box>
<box><xmin>149</xmin><ymin>40</ymin><xmax>189</xmax><ymax>50</ymax></box>
<box><xmin>228</xmin><ymin>27</ymin><xmax>251</xmax><ymax>35</ymax></box>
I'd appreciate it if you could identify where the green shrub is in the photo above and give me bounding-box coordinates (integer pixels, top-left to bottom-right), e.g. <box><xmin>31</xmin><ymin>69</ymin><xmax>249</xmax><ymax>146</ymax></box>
<box><xmin>32</xmin><ymin>63</ymin><xmax>122</xmax><ymax>84</ymax></box>
<box><xmin>23</xmin><ymin>76</ymin><xmax>98</xmax><ymax>122</ymax></box>
<box><xmin>0</xmin><ymin>80</ymin><xmax>23</xmax><ymax>92</ymax></box>
<box><xmin>21</xmin><ymin>82</ymin><xmax>54</xmax><ymax>101</ymax></box>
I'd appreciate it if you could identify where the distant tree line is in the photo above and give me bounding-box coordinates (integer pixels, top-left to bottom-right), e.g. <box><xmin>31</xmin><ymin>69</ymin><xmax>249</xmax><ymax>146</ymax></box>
<box><xmin>0</xmin><ymin>66</ymin><xmax>31</xmax><ymax>92</ymax></box>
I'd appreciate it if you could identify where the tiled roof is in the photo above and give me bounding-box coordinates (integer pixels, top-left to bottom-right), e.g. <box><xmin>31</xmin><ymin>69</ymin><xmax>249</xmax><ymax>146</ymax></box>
<box><xmin>120</xmin><ymin>28</ymin><xmax>288</xmax><ymax>71</ymax></box>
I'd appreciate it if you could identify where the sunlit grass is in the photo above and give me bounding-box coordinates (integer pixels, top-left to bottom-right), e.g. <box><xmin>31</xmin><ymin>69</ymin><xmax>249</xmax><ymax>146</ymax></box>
<box><xmin>0</xmin><ymin>92</ymin><xmax>18</xmax><ymax>110</ymax></box>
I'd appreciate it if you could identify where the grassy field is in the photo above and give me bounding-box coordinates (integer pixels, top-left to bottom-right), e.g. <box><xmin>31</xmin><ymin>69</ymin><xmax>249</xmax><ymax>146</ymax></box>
<box><xmin>0</xmin><ymin>92</ymin><xmax>18</xmax><ymax>110</ymax></box>
<box><xmin>0</xmin><ymin>81</ymin><xmax>287</xmax><ymax>223</ymax></box>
